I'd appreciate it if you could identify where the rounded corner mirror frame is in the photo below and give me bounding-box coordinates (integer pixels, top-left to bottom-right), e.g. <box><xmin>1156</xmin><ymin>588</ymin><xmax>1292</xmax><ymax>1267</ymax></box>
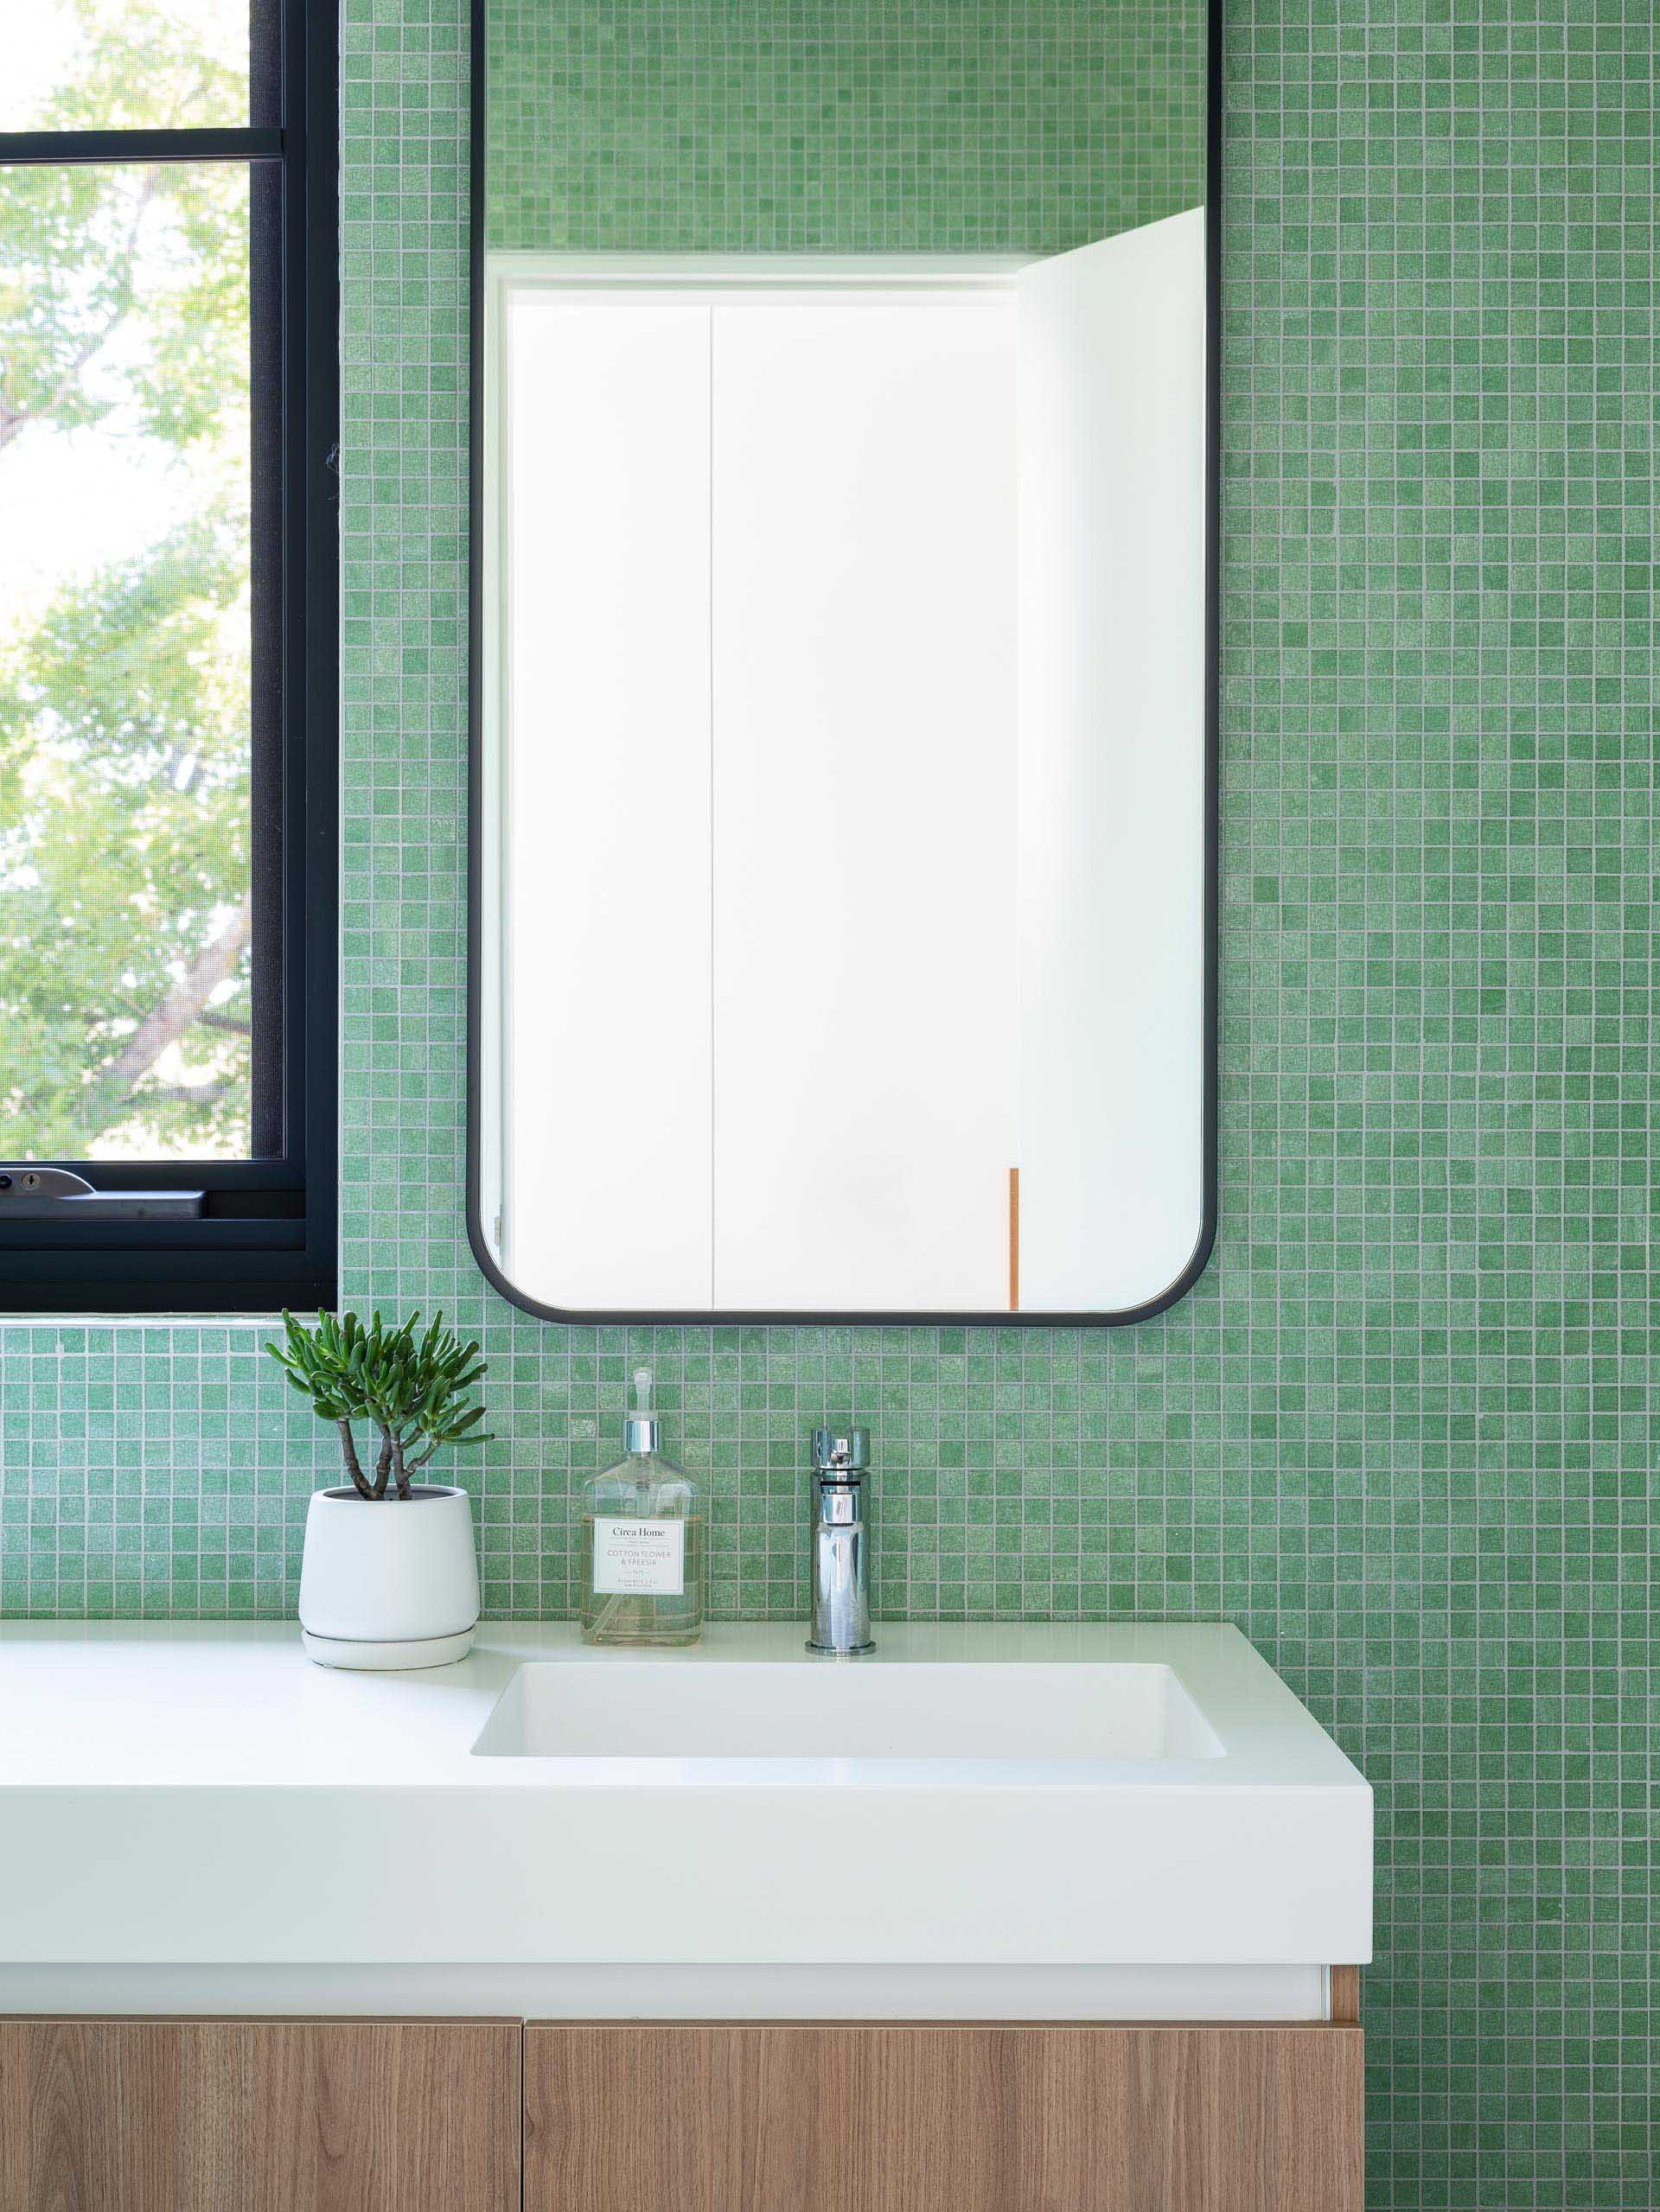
<box><xmin>463</xmin><ymin>0</ymin><xmax>1222</xmax><ymax>1331</ymax></box>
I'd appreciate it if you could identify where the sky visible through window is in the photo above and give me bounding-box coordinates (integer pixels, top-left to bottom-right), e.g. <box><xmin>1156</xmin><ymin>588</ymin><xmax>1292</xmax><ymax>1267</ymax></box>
<box><xmin>1</xmin><ymin>1</ymin><xmax>250</xmax><ymax>131</ymax></box>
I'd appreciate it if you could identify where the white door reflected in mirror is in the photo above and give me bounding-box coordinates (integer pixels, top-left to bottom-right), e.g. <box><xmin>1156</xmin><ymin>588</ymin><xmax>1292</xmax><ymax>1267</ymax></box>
<box><xmin>479</xmin><ymin>217</ymin><xmax>1208</xmax><ymax>1318</ymax></box>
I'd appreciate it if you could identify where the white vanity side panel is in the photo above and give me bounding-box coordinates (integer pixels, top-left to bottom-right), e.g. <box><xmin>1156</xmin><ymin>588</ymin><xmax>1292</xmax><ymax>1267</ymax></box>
<box><xmin>709</xmin><ymin>294</ymin><xmax>1019</xmax><ymax>1313</ymax></box>
<box><xmin>1015</xmin><ymin>207</ymin><xmax>1208</xmax><ymax>1311</ymax></box>
<box><xmin>502</xmin><ymin>295</ymin><xmax>714</xmax><ymax>1310</ymax></box>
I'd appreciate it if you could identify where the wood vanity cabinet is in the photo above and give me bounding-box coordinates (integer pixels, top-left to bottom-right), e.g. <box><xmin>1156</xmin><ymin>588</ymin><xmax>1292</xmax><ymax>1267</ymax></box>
<box><xmin>0</xmin><ymin>2010</ymin><xmax>1363</xmax><ymax>2211</ymax></box>
<box><xmin>0</xmin><ymin>2018</ymin><xmax>520</xmax><ymax>2212</ymax></box>
<box><xmin>524</xmin><ymin>2019</ymin><xmax>1365</xmax><ymax>2212</ymax></box>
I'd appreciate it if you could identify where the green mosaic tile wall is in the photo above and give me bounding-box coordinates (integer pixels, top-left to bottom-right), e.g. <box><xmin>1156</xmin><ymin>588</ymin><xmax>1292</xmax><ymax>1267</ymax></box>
<box><xmin>484</xmin><ymin>0</ymin><xmax>1207</xmax><ymax>255</ymax></box>
<box><xmin>0</xmin><ymin>1</ymin><xmax>1655</xmax><ymax>2205</ymax></box>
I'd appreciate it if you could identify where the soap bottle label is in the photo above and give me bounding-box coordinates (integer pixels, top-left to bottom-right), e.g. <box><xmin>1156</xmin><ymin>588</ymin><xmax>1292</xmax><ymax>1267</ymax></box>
<box><xmin>592</xmin><ymin>1516</ymin><xmax>686</xmax><ymax>1596</ymax></box>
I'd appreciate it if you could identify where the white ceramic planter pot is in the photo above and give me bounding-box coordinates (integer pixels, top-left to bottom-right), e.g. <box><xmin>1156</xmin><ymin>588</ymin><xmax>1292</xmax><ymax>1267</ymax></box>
<box><xmin>298</xmin><ymin>1484</ymin><xmax>479</xmax><ymax>1670</ymax></box>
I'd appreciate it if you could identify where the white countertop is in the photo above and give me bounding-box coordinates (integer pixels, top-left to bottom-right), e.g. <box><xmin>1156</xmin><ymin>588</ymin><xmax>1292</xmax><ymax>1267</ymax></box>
<box><xmin>0</xmin><ymin>1621</ymin><xmax>1371</xmax><ymax>1973</ymax></box>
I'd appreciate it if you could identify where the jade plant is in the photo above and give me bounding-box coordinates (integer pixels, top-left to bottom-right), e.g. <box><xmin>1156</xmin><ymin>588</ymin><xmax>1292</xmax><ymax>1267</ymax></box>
<box><xmin>269</xmin><ymin>1309</ymin><xmax>491</xmax><ymax>1500</ymax></box>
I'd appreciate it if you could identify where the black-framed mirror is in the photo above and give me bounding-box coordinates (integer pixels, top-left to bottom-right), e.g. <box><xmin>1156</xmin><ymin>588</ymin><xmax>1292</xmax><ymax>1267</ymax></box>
<box><xmin>468</xmin><ymin>0</ymin><xmax>1219</xmax><ymax>1326</ymax></box>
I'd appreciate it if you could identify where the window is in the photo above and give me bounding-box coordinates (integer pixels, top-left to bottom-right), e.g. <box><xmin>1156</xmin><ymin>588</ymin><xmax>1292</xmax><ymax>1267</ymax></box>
<box><xmin>0</xmin><ymin>0</ymin><xmax>336</xmax><ymax>1312</ymax></box>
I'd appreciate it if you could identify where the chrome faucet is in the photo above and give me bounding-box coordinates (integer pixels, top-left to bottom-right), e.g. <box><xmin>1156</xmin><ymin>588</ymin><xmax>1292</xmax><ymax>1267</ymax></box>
<box><xmin>806</xmin><ymin>1427</ymin><xmax>874</xmax><ymax>1656</ymax></box>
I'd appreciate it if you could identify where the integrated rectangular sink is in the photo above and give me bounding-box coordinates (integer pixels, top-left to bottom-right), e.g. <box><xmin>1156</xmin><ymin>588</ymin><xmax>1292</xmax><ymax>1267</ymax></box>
<box><xmin>474</xmin><ymin>1658</ymin><xmax>1223</xmax><ymax>1763</ymax></box>
<box><xmin>447</xmin><ymin>1624</ymin><xmax>1372</xmax><ymax>1968</ymax></box>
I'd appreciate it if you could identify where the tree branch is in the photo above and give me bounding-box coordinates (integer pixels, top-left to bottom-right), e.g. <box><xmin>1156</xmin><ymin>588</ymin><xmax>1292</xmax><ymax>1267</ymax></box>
<box><xmin>121</xmin><ymin>1079</ymin><xmax>234</xmax><ymax>1107</ymax></box>
<box><xmin>0</xmin><ymin>173</ymin><xmax>161</xmax><ymax>459</ymax></box>
<box><xmin>94</xmin><ymin>890</ymin><xmax>252</xmax><ymax>1105</ymax></box>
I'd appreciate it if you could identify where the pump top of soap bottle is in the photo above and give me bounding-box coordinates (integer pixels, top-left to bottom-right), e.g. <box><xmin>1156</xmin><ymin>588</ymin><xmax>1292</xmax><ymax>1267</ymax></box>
<box><xmin>622</xmin><ymin>1367</ymin><xmax>661</xmax><ymax>1457</ymax></box>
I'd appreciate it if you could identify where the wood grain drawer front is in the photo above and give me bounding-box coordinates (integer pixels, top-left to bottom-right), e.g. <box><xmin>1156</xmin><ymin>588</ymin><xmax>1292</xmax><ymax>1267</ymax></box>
<box><xmin>0</xmin><ymin>2018</ymin><xmax>520</xmax><ymax>2212</ymax></box>
<box><xmin>525</xmin><ymin>2022</ymin><xmax>1363</xmax><ymax>2212</ymax></box>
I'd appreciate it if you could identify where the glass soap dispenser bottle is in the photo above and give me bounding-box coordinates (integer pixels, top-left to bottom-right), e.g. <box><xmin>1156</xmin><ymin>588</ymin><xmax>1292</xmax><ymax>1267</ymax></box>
<box><xmin>579</xmin><ymin>1367</ymin><xmax>706</xmax><ymax>1647</ymax></box>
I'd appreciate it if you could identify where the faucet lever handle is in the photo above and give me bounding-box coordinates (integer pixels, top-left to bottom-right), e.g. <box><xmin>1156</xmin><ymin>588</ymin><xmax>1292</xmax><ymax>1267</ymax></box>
<box><xmin>811</xmin><ymin>1425</ymin><xmax>870</xmax><ymax>1475</ymax></box>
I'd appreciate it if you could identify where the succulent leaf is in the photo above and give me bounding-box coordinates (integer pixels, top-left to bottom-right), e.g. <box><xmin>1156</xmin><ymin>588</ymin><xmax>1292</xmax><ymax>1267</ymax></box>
<box><xmin>270</xmin><ymin>1308</ymin><xmax>489</xmax><ymax>1488</ymax></box>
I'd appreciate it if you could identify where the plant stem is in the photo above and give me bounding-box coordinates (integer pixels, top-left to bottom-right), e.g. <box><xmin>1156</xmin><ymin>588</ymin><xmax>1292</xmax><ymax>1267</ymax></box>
<box><xmin>335</xmin><ymin>1419</ymin><xmax>374</xmax><ymax>1501</ymax></box>
<box><xmin>373</xmin><ymin>1426</ymin><xmax>393</xmax><ymax>1499</ymax></box>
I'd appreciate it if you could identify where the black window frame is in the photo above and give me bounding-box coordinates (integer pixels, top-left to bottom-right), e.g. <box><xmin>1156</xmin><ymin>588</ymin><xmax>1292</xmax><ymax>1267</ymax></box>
<box><xmin>0</xmin><ymin>0</ymin><xmax>339</xmax><ymax>1316</ymax></box>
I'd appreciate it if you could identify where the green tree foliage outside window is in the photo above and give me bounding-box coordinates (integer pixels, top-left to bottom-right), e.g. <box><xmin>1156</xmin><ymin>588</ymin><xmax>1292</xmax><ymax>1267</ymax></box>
<box><xmin>0</xmin><ymin>0</ymin><xmax>257</xmax><ymax>1159</ymax></box>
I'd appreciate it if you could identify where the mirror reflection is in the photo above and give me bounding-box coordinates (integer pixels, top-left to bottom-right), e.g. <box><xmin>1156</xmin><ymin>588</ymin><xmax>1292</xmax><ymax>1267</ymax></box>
<box><xmin>475</xmin><ymin>0</ymin><xmax>1213</xmax><ymax>1319</ymax></box>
